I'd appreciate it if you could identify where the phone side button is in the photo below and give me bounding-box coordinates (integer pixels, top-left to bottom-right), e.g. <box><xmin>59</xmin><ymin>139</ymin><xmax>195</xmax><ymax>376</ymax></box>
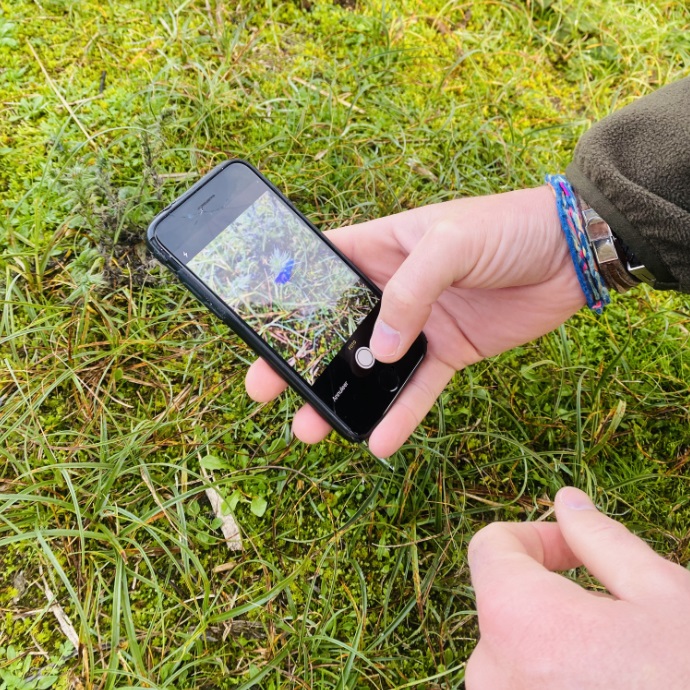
<box><xmin>378</xmin><ymin>368</ymin><xmax>400</xmax><ymax>393</ymax></box>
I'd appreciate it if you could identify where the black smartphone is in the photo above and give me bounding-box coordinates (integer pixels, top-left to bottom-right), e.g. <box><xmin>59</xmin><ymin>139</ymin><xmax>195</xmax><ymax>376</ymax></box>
<box><xmin>146</xmin><ymin>160</ymin><xmax>426</xmax><ymax>442</ymax></box>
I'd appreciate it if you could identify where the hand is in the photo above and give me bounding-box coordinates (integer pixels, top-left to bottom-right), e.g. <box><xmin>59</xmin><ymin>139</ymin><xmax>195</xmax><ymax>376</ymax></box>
<box><xmin>466</xmin><ymin>487</ymin><xmax>690</xmax><ymax>689</ymax></box>
<box><xmin>246</xmin><ymin>185</ymin><xmax>585</xmax><ymax>457</ymax></box>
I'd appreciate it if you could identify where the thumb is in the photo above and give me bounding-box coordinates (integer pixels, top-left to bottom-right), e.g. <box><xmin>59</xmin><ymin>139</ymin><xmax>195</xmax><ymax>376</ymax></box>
<box><xmin>554</xmin><ymin>487</ymin><xmax>686</xmax><ymax>601</ymax></box>
<box><xmin>369</xmin><ymin>220</ymin><xmax>478</xmax><ymax>362</ymax></box>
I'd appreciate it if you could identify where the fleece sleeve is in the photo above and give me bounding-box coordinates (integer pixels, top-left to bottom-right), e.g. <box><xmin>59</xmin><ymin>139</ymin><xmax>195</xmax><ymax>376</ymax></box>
<box><xmin>565</xmin><ymin>77</ymin><xmax>690</xmax><ymax>292</ymax></box>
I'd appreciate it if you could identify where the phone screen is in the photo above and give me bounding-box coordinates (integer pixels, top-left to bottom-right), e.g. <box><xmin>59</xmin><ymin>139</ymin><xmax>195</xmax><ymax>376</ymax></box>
<box><xmin>155</xmin><ymin>162</ymin><xmax>380</xmax><ymax>387</ymax></box>
<box><xmin>187</xmin><ymin>190</ymin><xmax>379</xmax><ymax>384</ymax></box>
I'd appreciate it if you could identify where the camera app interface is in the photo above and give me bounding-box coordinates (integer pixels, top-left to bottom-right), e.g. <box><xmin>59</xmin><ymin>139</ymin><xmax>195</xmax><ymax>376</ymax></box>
<box><xmin>186</xmin><ymin>189</ymin><xmax>378</xmax><ymax>385</ymax></box>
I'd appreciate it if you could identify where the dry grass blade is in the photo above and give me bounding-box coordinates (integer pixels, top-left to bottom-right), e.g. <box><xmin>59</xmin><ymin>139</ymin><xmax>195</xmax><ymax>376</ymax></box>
<box><xmin>42</xmin><ymin>578</ymin><xmax>80</xmax><ymax>649</ymax></box>
<box><xmin>205</xmin><ymin>485</ymin><xmax>243</xmax><ymax>552</ymax></box>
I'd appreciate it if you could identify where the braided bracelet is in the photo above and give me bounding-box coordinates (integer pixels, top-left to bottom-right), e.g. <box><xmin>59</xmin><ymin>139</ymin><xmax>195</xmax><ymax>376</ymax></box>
<box><xmin>545</xmin><ymin>174</ymin><xmax>611</xmax><ymax>314</ymax></box>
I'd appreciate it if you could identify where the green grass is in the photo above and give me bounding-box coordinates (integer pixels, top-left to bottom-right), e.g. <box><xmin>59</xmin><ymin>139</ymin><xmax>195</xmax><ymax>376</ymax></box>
<box><xmin>1</xmin><ymin>0</ymin><xmax>689</xmax><ymax>687</ymax></box>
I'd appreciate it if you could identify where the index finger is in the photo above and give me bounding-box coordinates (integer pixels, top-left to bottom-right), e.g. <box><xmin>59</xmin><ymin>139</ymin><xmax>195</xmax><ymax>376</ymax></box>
<box><xmin>468</xmin><ymin>522</ymin><xmax>587</xmax><ymax>627</ymax></box>
<box><xmin>469</xmin><ymin>521</ymin><xmax>582</xmax><ymax>576</ymax></box>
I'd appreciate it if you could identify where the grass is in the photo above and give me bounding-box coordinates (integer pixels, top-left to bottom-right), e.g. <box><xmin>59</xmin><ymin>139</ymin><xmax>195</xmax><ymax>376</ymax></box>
<box><xmin>0</xmin><ymin>0</ymin><xmax>689</xmax><ymax>687</ymax></box>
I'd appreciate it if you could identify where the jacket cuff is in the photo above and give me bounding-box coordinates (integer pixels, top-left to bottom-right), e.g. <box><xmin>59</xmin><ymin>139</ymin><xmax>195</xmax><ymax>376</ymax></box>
<box><xmin>565</xmin><ymin>77</ymin><xmax>690</xmax><ymax>293</ymax></box>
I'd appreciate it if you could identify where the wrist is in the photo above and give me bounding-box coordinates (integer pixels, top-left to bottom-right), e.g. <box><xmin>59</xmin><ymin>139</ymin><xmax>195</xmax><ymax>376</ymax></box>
<box><xmin>537</xmin><ymin>183</ymin><xmax>588</xmax><ymax>309</ymax></box>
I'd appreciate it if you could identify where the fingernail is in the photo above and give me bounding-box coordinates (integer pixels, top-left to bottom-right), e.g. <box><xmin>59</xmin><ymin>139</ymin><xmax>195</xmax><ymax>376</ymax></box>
<box><xmin>559</xmin><ymin>487</ymin><xmax>596</xmax><ymax>511</ymax></box>
<box><xmin>370</xmin><ymin>320</ymin><xmax>400</xmax><ymax>358</ymax></box>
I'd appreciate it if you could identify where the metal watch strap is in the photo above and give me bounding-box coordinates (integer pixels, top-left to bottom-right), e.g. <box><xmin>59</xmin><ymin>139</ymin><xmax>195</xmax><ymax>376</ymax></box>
<box><xmin>578</xmin><ymin>198</ymin><xmax>639</xmax><ymax>293</ymax></box>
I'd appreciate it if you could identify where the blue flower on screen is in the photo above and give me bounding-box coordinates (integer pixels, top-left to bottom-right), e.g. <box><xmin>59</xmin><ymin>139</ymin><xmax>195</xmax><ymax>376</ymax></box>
<box><xmin>275</xmin><ymin>257</ymin><xmax>295</xmax><ymax>285</ymax></box>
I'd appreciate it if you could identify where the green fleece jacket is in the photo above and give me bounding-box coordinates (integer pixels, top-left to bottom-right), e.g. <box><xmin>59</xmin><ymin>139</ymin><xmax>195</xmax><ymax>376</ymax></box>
<box><xmin>566</xmin><ymin>77</ymin><xmax>690</xmax><ymax>292</ymax></box>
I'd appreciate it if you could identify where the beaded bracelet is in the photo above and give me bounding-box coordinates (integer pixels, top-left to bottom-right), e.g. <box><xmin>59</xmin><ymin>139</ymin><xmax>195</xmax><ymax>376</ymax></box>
<box><xmin>545</xmin><ymin>174</ymin><xmax>611</xmax><ymax>314</ymax></box>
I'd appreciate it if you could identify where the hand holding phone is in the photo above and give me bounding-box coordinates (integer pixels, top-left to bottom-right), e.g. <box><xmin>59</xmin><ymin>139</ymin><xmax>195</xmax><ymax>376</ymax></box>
<box><xmin>147</xmin><ymin>161</ymin><xmax>426</xmax><ymax>443</ymax></box>
<box><xmin>247</xmin><ymin>185</ymin><xmax>586</xmax><ymax>457</ymax></box>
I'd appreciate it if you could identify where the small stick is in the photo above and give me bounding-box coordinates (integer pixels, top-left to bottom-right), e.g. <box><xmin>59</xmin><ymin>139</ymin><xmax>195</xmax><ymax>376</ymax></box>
<box><xmin>27</xmin><ymin>40</ymin><xmax>98</xmax><ymax>151</ymax></box>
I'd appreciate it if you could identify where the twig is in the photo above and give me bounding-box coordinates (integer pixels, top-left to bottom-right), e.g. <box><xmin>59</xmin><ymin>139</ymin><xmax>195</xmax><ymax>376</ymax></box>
<box><xmin>27</xmin><ymin>40</ymin><xmax>98</xmax><ymax>151</ymax></box>
<box><xmin>536</xmin><ymin>506</ymin><xmax>556</xmax><ymax>522</ymax></box>
<box><xmin>205</xmin><ymin>484</ymin><xmax>244</xmax><ymax>551</ymax></box>
<box><xmin>462</xmin><ymin>491</ymin><xmax>507</xmax><ymax>508</ymax></box>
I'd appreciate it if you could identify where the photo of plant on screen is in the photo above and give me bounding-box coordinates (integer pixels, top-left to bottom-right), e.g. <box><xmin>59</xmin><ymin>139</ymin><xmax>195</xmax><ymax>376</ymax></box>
<box><xmin>188</xmin><ymin>191</ymin><xmax>378</xmax><ymax>384</ymax></box>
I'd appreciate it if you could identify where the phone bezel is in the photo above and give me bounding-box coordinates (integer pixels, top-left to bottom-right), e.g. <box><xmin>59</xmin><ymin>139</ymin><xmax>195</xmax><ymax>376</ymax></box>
<box><xmin>146</xmin><ymin>159</ymin><xmax>426</xmax><ymax>442</ymax></box>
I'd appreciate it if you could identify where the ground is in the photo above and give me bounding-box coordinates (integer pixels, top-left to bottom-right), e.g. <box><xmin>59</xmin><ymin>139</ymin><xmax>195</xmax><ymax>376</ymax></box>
<box><xmin>0</xmin><ymin>1</ymin><xmax>689</xmax><ymax>688</ymax></box>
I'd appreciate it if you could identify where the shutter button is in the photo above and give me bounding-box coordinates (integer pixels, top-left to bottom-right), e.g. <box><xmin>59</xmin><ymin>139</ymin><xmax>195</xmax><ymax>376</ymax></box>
<box><xmin>354</xmin><ymin>347</ymin><xmax>375</xmax><ymax>370</ymax></box>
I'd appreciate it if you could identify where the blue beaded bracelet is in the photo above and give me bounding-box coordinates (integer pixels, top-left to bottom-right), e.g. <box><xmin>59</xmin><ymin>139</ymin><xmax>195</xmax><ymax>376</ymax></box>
<box><xmin>545</xmin><ymin>174</ymin><xmax>611</xmax><ymax>314</ymax></box>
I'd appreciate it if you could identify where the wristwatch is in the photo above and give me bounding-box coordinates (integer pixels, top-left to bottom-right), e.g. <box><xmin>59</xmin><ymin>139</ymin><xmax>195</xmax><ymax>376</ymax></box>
<box><xmin>577</xmin><ymin>197</ymin><xmax>654</xmax><ymax>291</ymax></box>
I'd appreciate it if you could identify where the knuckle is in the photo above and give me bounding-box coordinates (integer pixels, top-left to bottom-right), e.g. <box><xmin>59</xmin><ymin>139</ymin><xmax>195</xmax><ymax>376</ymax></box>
<box><xmin>658</xmin><ymin>560</ymin><xmax>690</xmax><ymax>594</ymax></box>
<box><xmin>586</xmin><ymin>515</ymin><xmax>625</xmax><ymax>541</ymax></box>
<box><xmin>429</xmin><ymin>218</ymin><xmax>459</xmax><ymax>239</ymax></box>
<box><xmin>468</xmin><ymin>522</ymin><xmax>505</xmax><ymax>560</ymax></box>
<box><xmin>383</xmin><ymin>276</ymin><xmax>420</xmax><ymax>312</ymax></box>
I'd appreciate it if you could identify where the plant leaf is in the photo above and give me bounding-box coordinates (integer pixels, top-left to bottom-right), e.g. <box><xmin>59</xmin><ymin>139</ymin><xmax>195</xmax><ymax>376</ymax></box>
<box><xmin>200</xmin><ymin>455</ymin><xmax>225</xmax><ymax>470</ymax></box>
<box><xmin>250</xmin><ymin>496</ymin><xmax>268</xmax><ymax>518</ymax></box>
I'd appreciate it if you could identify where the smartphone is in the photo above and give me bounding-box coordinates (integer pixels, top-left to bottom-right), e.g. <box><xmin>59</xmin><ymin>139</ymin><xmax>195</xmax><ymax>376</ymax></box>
<box><xmin>146</xmin><ymin>160</ymin><xmax>426</xmax><ymax>442</ymax></box>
